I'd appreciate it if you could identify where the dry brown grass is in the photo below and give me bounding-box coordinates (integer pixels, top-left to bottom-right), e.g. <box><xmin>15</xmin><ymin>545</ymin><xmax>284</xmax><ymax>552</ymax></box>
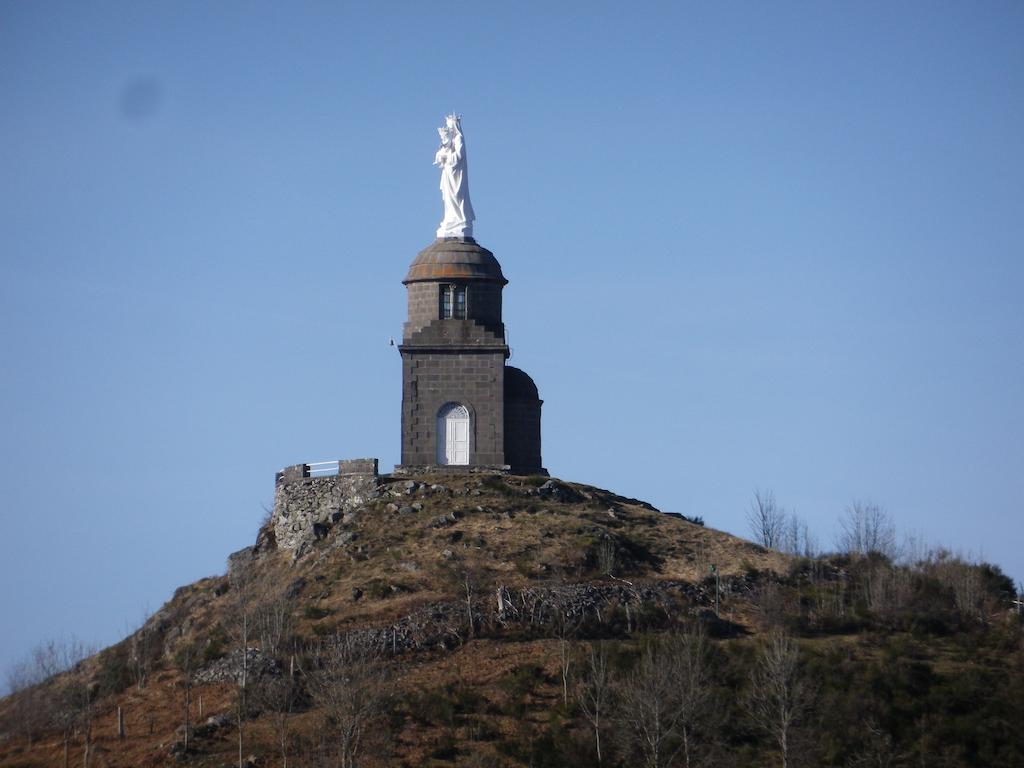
<box><xmin>0</xmin><ymin>473</ymin><xmax>792</xmax><ymax>767</ymax></box>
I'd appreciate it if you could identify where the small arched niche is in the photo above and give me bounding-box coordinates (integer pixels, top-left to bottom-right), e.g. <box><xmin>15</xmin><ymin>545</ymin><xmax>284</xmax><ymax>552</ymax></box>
<box><xmin>436</xmin><ymin>402</ymin><xmax>470</xmax><ymax>465</ymax></box>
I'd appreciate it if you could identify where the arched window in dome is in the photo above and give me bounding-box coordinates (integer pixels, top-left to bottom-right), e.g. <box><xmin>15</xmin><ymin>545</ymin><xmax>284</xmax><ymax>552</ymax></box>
<box><xmin>437</xmin><ymin>402</ymin><xmax>470</xmax><ymax>465</ymax></box>
<box><xmin>440</xmin><ymin>284</ymin><xmax>467</xmax><ymax>319</ymax></box>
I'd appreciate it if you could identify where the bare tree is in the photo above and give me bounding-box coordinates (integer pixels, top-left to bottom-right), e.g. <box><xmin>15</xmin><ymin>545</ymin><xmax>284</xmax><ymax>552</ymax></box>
<box><xmin>781</xmin><ymin>514</ymin><xmax>817</xmax><ymax>558</ymax></box>
<box><xmin>2</xmin><ymin>637</ymin><xmax>94</xmax><ymax>748</ymax></box>
<box><xmin>306</xmin><ymin>635</ymin><xmax>391</xmax><ymax>768</ymax></box>
<box><xmin>670</xmin><ymin>625</ymin><xmax>713</xmax><ymax>768</ymax></box>
<box><xmin>463</xmin><ymin>567</ymin><xmax>477</xmax><ymax>640</ymax></box>
<box><xmin>173</xmin><ymin>642</ymin><xmax>200</xmax><ymax>755</ymax></box>
<box><xmin>254</xmin><ymin>665</ymin><xmax>302</xmax><ymax>768</ymax></box>
<box><xmin>862</xmin><ymin>562</ymin><xmax>912</xmax><ymax>618</ymax></box>
<box><xmin>926</xmin><ymin>549</ymin><xmax>985</xmax><ymax>619</ymax></box>
<box><xmin>846</xmin><ymin>718</ymin><xmax>902</xmax><ymax>768</ymax></box>
<box><xmin>615</xmin><ymin>642</ymin><xmax>677</xmax><ymax>768</ymax></box>
<box><xmin>51</xmin><ymin>684</ymin><xmax>78</xmax><ymax>768</ymax></box>
<box><xmin>252</xmin><ymin>587</ymin><xmax>299</xmax><ymax>767</ymax></box>
<box><xmin>7</xmin><ymin>637</ymin><xmax>93</xmax><ymax>690</ymax></box>
<box><xmin>444</xmin><ymin>559</ymin><xmax>488</xmax><ymax>642</ymax></box>
<box><xmin>0</xmin><ymin>685</ymin><xmax>49</xmax><ymax>746</ymax></box>
<box><xmin>577</xmin><ymin>643</ymin><xmax>612</xmax><ymax>764</ymax></box>
<box><xmin>254</xmin><ymin>592</ymin><xmax>295</xmax><ymax>659</ymax></box>
<box><xmin>598</xmin><ymin>535</ymin><xmax>619</xmax><ymax>576</ymax></box>
<box><xmin>838</xmin><ymin>501</ymin><xmax>897</xmax><ymax>559</ymax></box>
<box><xmin>226</xmin><ymin>555</ymin><xmax>258</xmax><ymax>768</ymax></box>
<box><xmin>748</xmin><ymin>490</ymin><xmax>786</xmax><ymax>550</ymax></box>
<box><xmin>614</xmin><ymin>627</ymin><xmax>713</xmax><ymax>768</ymax></box>
<box><xmin>552</xmin><ymin>600</ymin><xmax>584</xmax><ymax>707</ymax></box>
<box><xmin>128</xmin><ymin>611</ymin><xmax>158</xmax><ymax>691</ymax></box>
<box><xmin>745</xmin><ymin>630</ymin><xmax>809</xmax><ymax>768</ymax></box>
<box><xmin>49</xmin><ymin>675</ymin><xmax>97</xmax><ymax>768</ymax></box>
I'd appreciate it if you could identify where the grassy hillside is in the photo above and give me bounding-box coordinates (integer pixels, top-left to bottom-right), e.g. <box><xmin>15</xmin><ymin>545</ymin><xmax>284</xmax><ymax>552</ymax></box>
<box><xmin>1</xmin><ymin>473</ymin><xmax>1020</xmax><ymax>767</ymax></box>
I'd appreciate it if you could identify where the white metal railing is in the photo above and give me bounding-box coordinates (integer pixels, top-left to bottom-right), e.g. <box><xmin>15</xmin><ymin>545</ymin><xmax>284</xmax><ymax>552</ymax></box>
<box><xmin>306</xmin><ymin>461</ymin><xmax>341</xmax><ymax>477</ymax></box>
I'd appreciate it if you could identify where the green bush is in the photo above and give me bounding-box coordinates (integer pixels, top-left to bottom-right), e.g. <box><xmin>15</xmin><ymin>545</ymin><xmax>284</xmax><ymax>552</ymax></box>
<box><xmin>427</xmin><ymin>730</ymin><xmax>459</xmax><ymax>760</ymax></box>
<box><xmin>406</xmin><ymin>683</ymin><xmax>486</xmax><ymax>728</ymax></box>
<box><xmin>497</xmin><ymin>663</ymin><xmax>547</xmax><ymax>717</ymax></box>
<box><xmin>303</xmin><ymin>605</ymin><xmax>332</xmax><ymax>621</ymax></box>
<box><xmin>360</xmin><ymin>578</ymin><xmax>414</xmax><ymax>600</ymax></box>
<box><xmin>96</xmin><ymin>645</ymin><xmax>133</xmax><ymax>695</ymax></box>
<box><xmin>201</xmin><ymin>624</ymin><xmax>228</xmax><ymax>663</ymax></box>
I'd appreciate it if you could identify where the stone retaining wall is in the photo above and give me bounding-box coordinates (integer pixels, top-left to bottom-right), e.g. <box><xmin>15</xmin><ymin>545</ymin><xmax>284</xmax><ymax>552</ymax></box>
<box><xmin>272</xmin><ymin>459</ymin><xmax>381</xmax><ymax>553</ymax></box>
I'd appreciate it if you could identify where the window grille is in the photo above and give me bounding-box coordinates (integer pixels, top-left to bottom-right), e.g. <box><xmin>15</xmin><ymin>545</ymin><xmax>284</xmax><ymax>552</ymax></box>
<box><xmin>440</xmin><ymin>285</ymin><xmax>467</xmax><ymax>319</ymax></box>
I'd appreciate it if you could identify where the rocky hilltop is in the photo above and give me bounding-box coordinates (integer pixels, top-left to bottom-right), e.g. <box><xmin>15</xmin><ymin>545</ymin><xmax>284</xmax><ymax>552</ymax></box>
<box><xmin>1</xmin><ymin>473</ymin><xmax>1020</xmax><ymax>768</ymax></box>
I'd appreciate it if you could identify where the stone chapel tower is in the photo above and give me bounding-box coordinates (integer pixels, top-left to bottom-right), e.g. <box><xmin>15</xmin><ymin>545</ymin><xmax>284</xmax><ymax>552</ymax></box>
<box><xmin>397</xmin><ymin>237</ymin><xmax>545</xmax><ymax>474</ymax></box>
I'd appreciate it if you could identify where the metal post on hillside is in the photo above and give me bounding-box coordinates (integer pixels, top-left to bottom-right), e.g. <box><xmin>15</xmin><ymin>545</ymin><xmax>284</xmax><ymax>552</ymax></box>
<box><xmin>710</xmin><ymin>563</ymin><xmax>720</xmax><ymax>617</ymax></box>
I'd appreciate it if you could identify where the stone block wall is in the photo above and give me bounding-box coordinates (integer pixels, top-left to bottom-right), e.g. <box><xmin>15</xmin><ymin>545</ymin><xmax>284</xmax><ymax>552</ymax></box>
<box><xmin>338</xmin><ymin>458</ymin><xmax>378</xmax><ymax>475</ymax></box>
<box><xmin>400</xmin><ymin>350</ymin><xmax>506</xmax><ymax>466</ymax></box>
<box><xmin>398</xmin><ymin>238</ymin><xmax>543</xmax><ymax>474</ymax></box>
<box><xmin>272</xmin><ymin>462</ymin><xmax>381</xmax><ymax>552</ymax></box>
<box><xmin>403</xmin><ymin>283</ymin><xmax>504</xmax><ymax>339</ymax></box>
<box><xmin>403</xmin><ymin>282</ymin><xmax>440</xmax><ymax>338</ymax></box>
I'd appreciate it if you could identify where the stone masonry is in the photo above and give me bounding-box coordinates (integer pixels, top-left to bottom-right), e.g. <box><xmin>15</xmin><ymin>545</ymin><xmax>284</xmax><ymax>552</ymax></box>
<box><xmin>398</xmin><ymin>238</ymin><xmax>545</xmax><ymax>474</ymax></box>
<box><xmin>272</xmin><ymin>460</ymin><xmax>381</xmax><ymax>552</ymax></box>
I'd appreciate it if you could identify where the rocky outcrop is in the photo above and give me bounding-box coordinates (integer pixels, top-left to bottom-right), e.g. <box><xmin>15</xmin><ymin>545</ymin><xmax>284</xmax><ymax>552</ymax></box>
<box><xmin>326</xmin><ymin>578</ymin><xmax>752</xmax><ymax>655</ymax></box>
<box><xmin>193</xmin><ymin>648</ymin><xmax>280</xmax><ymax>685</ymax></box>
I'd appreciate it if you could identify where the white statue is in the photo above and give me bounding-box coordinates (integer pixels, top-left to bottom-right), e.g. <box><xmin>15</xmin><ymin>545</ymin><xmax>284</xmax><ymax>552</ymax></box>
<box><xmin>434</xmin><ymin>114</ymin><xmax>475</xmax><ymax>239</ymax></box>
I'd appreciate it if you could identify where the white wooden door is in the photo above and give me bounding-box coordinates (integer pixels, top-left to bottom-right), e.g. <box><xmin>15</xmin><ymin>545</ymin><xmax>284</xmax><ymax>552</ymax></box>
<box><xmin>437</xmin><ymin>403</ymin><xmax>470</xmax><ymax>465</ymax></box>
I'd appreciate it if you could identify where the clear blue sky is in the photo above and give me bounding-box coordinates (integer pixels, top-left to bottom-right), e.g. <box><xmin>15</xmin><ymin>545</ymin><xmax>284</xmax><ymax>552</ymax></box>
<box><xmin>2</xmin><ymin>1</ymin><xmax>1022</xmax><ymax>676</ymax></box>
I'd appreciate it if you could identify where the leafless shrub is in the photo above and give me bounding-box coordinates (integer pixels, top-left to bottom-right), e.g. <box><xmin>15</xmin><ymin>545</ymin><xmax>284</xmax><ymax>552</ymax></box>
<box><xmin>5</xmin><ymin>636</ymin><xmax>93</xmax><ymax>694</ymax></box>
<box><xmin>552</xmin><ymin>600</ymin><xmax>584</xmax><ymax>707</ymax></box>
<box><xmin>897</xmin><ymin>531</ymin><xmax>930</xmax><ymax>569</ymax></box>
<box><xmin>224</xmin><ymin>554</ymin><xmax>260</xmax><ymax>768</ymax></box>
<box><xmin>598</xmin><ymin>536</ymin><xmax>619</xmax><ymax>576</ymax></box>
<box><xmin>614</xmin><ymin>625</ymin><xmax>713</xmax><ymax>768</ymax></box>
<box><xmin>442</xmin><ymin>560</ymin><xmax>490</xmax><ymax>642</ymax></box>
<box><xmin>577</xmin><ymin>642</ymin><xmax>612</xmax><ymax>764</ymax></box>
<box><xmin>745</xmin><ymin>630</ymin><xmax>810</xmax><ymax>768</ymax></box>
<box><xmin>669</xmin><ymin>626</ymin><xmax>714</xmax><ymax>768</ymax></box>
<box><xmin>173</xmin><ymin>642</ymin><xmax>200</xmax><ymax>754</ymax></box>
<box><xmin>837</xmin><ymin>501</ymin><xmax>898</xmax><ymax>559</ymax></box>
<box><xmin>254</xmin><ymin>664</ymin><xmax>302</xmax><ymax>768</ymax></box>
<box><xmin>128</xmin><ymin>611</ymin><xmax>159</xmax><ymax>691</ymax></box>
<box><xmin>4</xmin><ymin>660</ymin><xmax>38</xmax><ymax>698</ymax></box>
<box><xmin>748</xmin><ymin>490</ymin><xmax>786</xmax><ymax>550</ymax></box>
<box><xmin>846</xmin><ymin>718</ymin><xmax>902</xmax><ymax>768</ymax></box>
<box><xmin>51</xmin><ymin>675</ymin><xmax>98</xmax><ymax>768</ymax></box>
<box><xmin>752</xmin><ymin>578</ymin><xmax>789</xmax><ymax>630</ymax></box>
<box><xmin>2</xmin><ymin>636</ymin><xmax>94</xmax><ymax>747</ymax></box>
<box><xmin>254</xmin><ymin>593</ymin><xmax>295</xmax><ymax>659</ymax></box>
<box><xmin>615</xmin><ymin>640</ymin><xmax>679</xmax><ymax>767</ymax></box>
<box><xmin>924</xmin><ymin>549</ymin><xmax>986</xmax><ymax>619</ymax></box>
<box><xmin>305</xmin><ymin>634</ymin><xmax>391</xmax><ymax>768</ymax></box>
<box><xmin>781</xmin><ymin>514</ymin><xmax>818</xmax><ymax>558</ymax></box>
<box><xmin>863</xmin><ymin>562</ymin><xmax>913</xmax><ymax>617</ymax></box>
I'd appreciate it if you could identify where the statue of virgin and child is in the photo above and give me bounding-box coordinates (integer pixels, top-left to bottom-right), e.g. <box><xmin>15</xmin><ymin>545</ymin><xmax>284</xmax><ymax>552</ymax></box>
<box><xmin>433</xmin><ymin>114</ymin><xmax>475</xmax><ymax>239</ymax></box>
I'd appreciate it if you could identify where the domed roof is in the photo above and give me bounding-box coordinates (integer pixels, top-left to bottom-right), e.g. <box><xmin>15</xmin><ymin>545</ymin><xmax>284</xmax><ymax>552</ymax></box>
<box><xmin>404</xmin><ymin>238</ymin><xmax>507</xmax><ymax>284</ymax></box>
<box><xmin>505</xmin><ymin>366</ymin><xmax>539</xmax><ymax>401</ymax></box>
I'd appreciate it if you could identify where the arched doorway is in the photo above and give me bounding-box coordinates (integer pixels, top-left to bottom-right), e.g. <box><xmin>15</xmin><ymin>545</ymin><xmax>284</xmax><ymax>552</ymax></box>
<box><xmin>437</xmin><ymin>402</ymin><xmax>470</xmax><ymax>465</ymax></box>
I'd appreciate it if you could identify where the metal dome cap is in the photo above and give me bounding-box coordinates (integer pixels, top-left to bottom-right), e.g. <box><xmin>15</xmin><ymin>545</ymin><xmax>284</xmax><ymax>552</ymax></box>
<box><xmin>403</xmin><ymin>238</ymin><xmax>507</xmax><ymax>285</ymax></box>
